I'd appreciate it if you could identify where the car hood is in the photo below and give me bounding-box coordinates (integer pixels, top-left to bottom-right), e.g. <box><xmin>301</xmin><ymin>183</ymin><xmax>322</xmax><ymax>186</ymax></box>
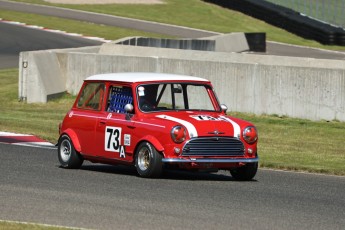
<box><xmin>154</xmin><ymin>111</ymin><xmax>247</xmax><ymax>138</ymax></box>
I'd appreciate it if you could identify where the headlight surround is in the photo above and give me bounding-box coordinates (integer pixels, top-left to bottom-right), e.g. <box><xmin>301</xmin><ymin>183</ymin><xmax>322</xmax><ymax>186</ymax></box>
<box><xmin>171</xmin><ymin>125</ymin><xmax>186</xmax><ymax>143</ymax></box>
<box><xmin>242</xmin><ymin>126</ymin><xmax>258</xmax><ymax>144</ymax></box>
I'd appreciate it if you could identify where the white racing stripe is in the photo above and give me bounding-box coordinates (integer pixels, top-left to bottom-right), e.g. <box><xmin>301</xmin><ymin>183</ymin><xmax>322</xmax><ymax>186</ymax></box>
<box><xmin>219</xmin><ymin>116</ymin><xmax>241</xmax><ymax>138</ymax></box>
<box><xmin>156</xmin><ymin>115</ymin><xmax>198</xmax><ymax>138</ymax></box>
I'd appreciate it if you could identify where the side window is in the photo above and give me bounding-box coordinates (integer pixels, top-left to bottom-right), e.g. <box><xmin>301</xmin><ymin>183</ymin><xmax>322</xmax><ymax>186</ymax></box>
<box><xmin>77</xmin><ymin>83</ymin><xmax>105</xmax><ymax>110</ymax></box>
<box><xmin>107</xmin><ymin>86</ymin><xmax>133</xmax><ymax>113</ymax></box>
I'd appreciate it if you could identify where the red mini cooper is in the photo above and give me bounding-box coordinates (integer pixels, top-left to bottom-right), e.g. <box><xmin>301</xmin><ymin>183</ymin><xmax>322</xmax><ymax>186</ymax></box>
<box><xmin>58</xmin><ymin>72</ymin><xmax>258</xmax><ymax>180</ymax></box>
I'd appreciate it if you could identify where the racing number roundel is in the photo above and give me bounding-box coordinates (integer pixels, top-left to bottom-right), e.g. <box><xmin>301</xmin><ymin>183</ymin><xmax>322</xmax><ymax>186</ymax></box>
<box><xmin>105</xmin><ymin>126</ymin><xmax>125</xmax><ymax>158</ymax></box>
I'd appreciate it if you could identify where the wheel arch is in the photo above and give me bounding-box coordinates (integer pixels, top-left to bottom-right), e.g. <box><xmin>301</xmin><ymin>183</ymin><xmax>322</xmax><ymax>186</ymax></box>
<box><xmin>134</xmin><ymin>135</ymin><xmax>165</xmax><ymax>157</ymax></box>
<box><xmin>134</xmin><ymin>137</ymin><xmax>164</xmax><ymax>178</ymax></box>
<box><xmin>59</xmin><ymin>128</ymin><xmax>82</xmax><ymax>153</ymax></box>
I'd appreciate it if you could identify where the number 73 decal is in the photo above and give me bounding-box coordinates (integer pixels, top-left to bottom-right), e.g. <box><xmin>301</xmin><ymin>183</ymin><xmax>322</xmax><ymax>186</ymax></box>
<box><xmin>105</xmin><ymin>126</ymin><xmax>130</xmax><ymax>158</ymax></box>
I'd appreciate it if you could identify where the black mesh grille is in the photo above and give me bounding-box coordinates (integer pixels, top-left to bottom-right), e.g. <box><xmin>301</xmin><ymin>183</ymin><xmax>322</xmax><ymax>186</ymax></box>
<box><xmin>182</xmin><ymin>137</ymin><xmax>244</xmax><ymax>157</ymax></box>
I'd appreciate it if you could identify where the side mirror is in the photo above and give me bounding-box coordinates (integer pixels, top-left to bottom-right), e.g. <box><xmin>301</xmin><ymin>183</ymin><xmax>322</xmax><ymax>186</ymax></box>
<box><xmin>220</xmin><ymin>104</ymin><xmax>228</xmax><ymax>113</ymax></box>
<box><xmin>124</xmin><ymin>104</ymin><xmax>134</xmax><ymax>113</ymax></box>
<box><xmin>124</xmin><ymin>104</ymin><xmax>134</xmax><ymax>120</ymax></box>
<box><xmin>173</xmin><ymin>85</ymin><xmax>182</xmax><ymax>93</ymax></box>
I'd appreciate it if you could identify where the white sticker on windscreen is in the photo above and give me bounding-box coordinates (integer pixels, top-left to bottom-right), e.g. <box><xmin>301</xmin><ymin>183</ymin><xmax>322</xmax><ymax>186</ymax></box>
<box><xmin>138</xmin><ymin>86</ymin><xmax>145</xmax><ymax>96</ymax></box>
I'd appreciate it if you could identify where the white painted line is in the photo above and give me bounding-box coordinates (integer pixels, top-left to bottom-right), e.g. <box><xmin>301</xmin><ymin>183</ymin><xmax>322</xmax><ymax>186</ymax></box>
<box><xmin>0</xmin><ymin>219</ymin><xmax>89</xmax><ymax>230</ymax></box>
<box><xmin>260</xmin><ymin>167</ymin><xmax>345</xmax><ymax>178</ymax></box>
<box><xmin>0</xmin><ymin>18</ymin><xmax>110</xmax><ymax>43</ymax></box>
<box><xmin>0</xmin><ymin>131</ymin><xmax>31</xmax><ymax>136</ymax></box>
<box><xmin>15</xmin><ymin>142</ymin><xmax>54</xmax><ymax>147</ymax></box>
<box><xmin>14</xmin><ymin>142</ymin><xmax>56</xmax><ymax>149</ymax></box>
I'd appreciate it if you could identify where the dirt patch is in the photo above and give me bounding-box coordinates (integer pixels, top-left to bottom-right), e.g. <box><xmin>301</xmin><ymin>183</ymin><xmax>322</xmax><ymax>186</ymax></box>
<box><xmin>44</xmin><ymin>0</ymin><xmax>164</xmax><ymax>4</ymax></box>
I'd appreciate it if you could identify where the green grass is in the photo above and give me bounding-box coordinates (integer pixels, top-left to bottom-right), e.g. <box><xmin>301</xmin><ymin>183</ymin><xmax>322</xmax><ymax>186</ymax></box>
<box><xmin>0</xmin><ymin>9</ymin><xmax>167</xmax><ymax>40</ymax></box>
<box><xmin>266</xmin><ymin>0</ymin><xmax>345</xmax><ymax>28</ymax></box>
<box><xmin>7</xmin><ymin>0</ymin><xmax>345</xmax><ymax>51</ymax></box>
<box><xmin>0</xmin><ymin>69</ymin><xmax>74</xmax><ymax>143</ymax></box>
<box><xmin>1</xmin><ymin>69</ymin><xmax>344</xmax><ymax>175</ymax></box>
<box><xmin>230</xmin><ymin>112</ymin><xmax>345</xmax><ymax>175</ymax></box>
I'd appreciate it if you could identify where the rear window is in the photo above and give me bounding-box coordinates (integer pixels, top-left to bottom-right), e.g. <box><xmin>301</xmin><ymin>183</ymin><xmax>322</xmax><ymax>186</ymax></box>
<box><xmin>77</xmin><ymin>83</ymin><xmax>105</xmax><ymax>110</ymax></box>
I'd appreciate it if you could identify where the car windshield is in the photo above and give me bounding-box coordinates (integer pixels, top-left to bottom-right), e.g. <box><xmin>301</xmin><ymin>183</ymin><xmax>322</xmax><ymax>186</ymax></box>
<box><xmin>137</xmin><ymin>83</ymin><xmax>219</xmax><ymax>112</ymax></box>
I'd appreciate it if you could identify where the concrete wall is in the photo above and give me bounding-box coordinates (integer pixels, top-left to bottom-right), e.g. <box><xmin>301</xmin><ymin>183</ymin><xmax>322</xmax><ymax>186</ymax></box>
<box><xmin>19</xmin><ymin>44</ymin><xmax>345</xmax><ymax>121</ymax></box>
<box><xmin>114</xmin><ymin>33</ymin><xmax>252</xmax><ymax>53</ymax></box>
<box><xmin>19</xmin><ymin>51</ymin><xmax>64</xmax><ymax>103</ymax></box>
<box><xmin>19</xmin><ymin>46</ymin><xmax>101</xmax><ymax>102</ymax></box>
<box><xmin>201</xmin><ymin>33</ymin><xmax>249</xmax><ymax>53</ymax></box>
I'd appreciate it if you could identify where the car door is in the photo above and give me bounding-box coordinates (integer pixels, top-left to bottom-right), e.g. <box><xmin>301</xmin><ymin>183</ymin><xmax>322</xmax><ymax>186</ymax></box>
<box><xmin>94</xmin><ymin>84</ymin><xmax>135</xmax><ymax>162</ymax></box>
<box><xmin>72</xmin><ymin>82</ymin><xmax>105</xmax><ymax>156</ymax></box>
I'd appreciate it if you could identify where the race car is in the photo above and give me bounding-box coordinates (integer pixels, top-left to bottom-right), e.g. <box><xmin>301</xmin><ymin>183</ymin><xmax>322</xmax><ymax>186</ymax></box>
<box><xmin>58</xmin><ymin>72</ymin><xmax>258</xmax><ymax>180</ymax></box>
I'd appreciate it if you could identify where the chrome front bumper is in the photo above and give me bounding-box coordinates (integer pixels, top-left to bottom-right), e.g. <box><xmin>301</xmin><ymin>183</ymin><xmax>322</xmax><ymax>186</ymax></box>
<box><xmin>162</xmin><ymin>156</ymin><xmax>259</xmax><ymax>163</ymax></box>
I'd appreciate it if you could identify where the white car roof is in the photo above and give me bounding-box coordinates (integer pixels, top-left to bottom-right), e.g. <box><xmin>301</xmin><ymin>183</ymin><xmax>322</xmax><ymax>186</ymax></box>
<box><xmin>85</xmin><ymin>72</ymin><xmax>209</xmax><ymax>83</ymax></box>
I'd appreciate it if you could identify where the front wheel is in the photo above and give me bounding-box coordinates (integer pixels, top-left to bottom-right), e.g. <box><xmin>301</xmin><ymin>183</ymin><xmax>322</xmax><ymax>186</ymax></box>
<box><xmin>230</xmin><ymin>162</ymin><xmax>258</xmax><ymax>181</ymax></box>
<box><xmin>135</xmin><ymin>142</ymin><xmax>163</xmax><ymax>178</ymax></box>
<box><xmin>58</xmin><ymin>135</ymin><xmax>83</xmax><ymax>169</ymax></box>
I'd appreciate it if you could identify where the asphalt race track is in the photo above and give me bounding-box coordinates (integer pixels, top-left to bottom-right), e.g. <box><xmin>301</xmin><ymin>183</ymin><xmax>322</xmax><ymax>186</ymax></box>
<box><xmin>0</xmin><ymin>21</ymin><xmax>102</xmax><ymax>68</ymax></box>
<box><xmin>0</xmin><ymin>143</ymin><xmax>344</xmax><ymax>230</ymax></box>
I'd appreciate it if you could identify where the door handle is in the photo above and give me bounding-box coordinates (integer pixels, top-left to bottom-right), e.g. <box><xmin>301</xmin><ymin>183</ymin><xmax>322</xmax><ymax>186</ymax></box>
<box><xmin>99</xmin><ymin>119</ymin><xmax>106</xmax><ymax>125</ymax></box>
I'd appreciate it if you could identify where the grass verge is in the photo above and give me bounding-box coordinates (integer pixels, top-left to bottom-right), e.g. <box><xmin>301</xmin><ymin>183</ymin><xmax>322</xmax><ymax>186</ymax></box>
<box><xmin>8</xmin><ymin>0</ymin><xmax>345</xmax><ymax>51</ymax></box>
<box><xmin>230</xmin><ymin>112</ymin><xmax>345</xmax><ymax>176</ymax></box>
<box><xmin>0</xmin><ymin>69</ymin><xmax>73</xmax><ymax>143</ymax></box>
<box><xmin>1</xmin><ymin>69</ymin><xmax>344</xmax><ymax>175</ymax></box>
<box><xmin>0</xmin><ymin>9</ymin><xmax>167</xmax><ymax>40</ymax></box>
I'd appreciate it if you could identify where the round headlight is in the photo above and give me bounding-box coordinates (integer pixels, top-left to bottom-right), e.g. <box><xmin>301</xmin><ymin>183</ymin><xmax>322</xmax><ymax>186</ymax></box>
<box><xmin>171</xmin><ymin>125</ymin><xmax>186</xmax><ymax>143</ymax></box>
<box><xmin>242</xmin><ymin>126</ymin><xmax>258</xmax><ymax>144</ymax></box>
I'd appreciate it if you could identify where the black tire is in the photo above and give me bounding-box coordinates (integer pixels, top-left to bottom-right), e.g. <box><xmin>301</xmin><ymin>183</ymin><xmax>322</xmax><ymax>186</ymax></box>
<box><xmin>58</xmin><ymin>134</ymin><xmax>83</xmax><ymax>169</ymax></box>
<box><xmin>135</xmin><ymin>142</ymin><xmax>163</xmax><ymax>178</ymax></box>
<box><xmin>230</xmin><ymin>162</ymin><xmax>258</xmax><ymax>181</ymax></box>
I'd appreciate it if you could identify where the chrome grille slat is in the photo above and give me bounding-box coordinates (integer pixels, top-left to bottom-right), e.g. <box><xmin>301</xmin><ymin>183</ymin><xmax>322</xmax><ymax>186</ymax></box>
<box><xmin>182</xmin><ymin>137</ymin><xmax>244</xmax><ymax>157</ymax></box>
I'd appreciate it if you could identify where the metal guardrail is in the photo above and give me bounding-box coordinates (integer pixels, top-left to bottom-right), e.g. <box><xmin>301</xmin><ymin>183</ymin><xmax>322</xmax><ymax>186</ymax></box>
<box><xmin>265</xmin><ymin>0</ymin><xmax>345</xmax><ymax>29</ymax></box>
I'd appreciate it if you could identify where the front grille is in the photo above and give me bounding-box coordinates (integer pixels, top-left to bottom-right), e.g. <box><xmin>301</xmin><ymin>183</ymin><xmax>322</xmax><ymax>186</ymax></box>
<box><xmin>182</xmin><ymin>137</ymin><xmax>244</xmax><ymax>157</ymax></box>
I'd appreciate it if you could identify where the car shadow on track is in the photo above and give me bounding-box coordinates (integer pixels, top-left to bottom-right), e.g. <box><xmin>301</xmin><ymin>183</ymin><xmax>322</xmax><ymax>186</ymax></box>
<box><xmin>78</xmin><ymin>164</ymin><xmax>258</xmax><ymax>182</ymax></box>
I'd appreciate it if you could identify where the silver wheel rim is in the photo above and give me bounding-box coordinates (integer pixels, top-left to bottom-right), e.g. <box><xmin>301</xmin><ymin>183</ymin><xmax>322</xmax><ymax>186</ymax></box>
<box><xmin>60</xmin><ymin>139</ymin><xmax>72</xmax><ymax>162</ymax></box>
<box><xmin>137</xmin><ymin>146</ymin><xmax>151</xmax><ymax>171</ymax></box>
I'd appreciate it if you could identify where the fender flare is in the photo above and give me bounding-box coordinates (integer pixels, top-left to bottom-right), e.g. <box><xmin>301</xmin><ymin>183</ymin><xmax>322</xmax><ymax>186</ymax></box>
<box><xmin>137</xmin><ymin>135</ymin><xmax>164</xmax><ymax>153</ymax></box>
<box><xmin>59</xmin><ymin>128</ymin><xmax>82</xmax><ymax>152</ymax></box>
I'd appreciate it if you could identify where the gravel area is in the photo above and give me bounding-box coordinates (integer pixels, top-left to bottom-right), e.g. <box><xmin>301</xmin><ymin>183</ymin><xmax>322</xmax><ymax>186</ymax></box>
<box><xmin>44</xmin><ymin>0</ymin><xmax>164</xmax><ymax>4</ymax></box>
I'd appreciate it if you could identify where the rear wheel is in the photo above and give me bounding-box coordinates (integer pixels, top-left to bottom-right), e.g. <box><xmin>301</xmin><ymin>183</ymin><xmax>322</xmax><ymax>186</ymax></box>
<box><xmin>230</xmin><ymin>162</ymin><xmax>258</xmax><ymax>181</ymax></box>
<box><xmin>58</xmin><ymin>135</ymin><xmax>83</xmax><ymax>169</ymax></box>
<box><xmin>135</xmin><ymin>142</ymin><xmax>162</xmax><ymax>178</ymax></box>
